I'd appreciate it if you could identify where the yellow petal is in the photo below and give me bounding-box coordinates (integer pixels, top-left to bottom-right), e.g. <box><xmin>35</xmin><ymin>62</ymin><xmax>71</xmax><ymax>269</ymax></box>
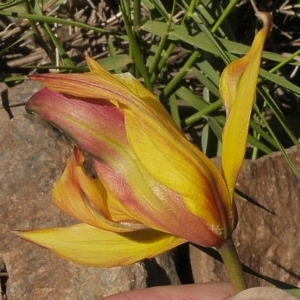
<box><xmin>16</xmin><ymin>224</ymin><xmax>186</xmax><ymax>267</ymax></box>
<box><xmin>114</xmin><ymin>72</ymin><xmax>159</xmax><ymax>101</ymax></box>
<box><xmin>124</xmin><ymin>105</ymin><xmax>232</xmax><ymax>236</ymax></box>
<box><xmin>220</xmin><ymin>12</ymin><xmax>271</xmax><ymax>199</ymax></box>
<box><xmin>85</xmin><ymin>54</ymin><xmax>109</xmax><ymax>72</ymax></box>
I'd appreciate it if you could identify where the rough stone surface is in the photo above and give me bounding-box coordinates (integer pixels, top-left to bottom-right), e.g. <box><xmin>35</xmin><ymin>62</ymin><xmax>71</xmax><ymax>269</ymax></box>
<box><xmin>190</xmin><ymin>147</ymin><xmax>300</xmax><ymax>288</ymax></box>
<box><xmin>0</xmin><ymin>83</ymin><xmax>180</xmax><ymax>300</ymax></box>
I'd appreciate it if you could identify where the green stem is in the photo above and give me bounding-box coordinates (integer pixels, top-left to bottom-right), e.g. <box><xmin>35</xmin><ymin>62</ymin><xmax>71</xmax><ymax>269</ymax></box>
<box><xmin>217</xmin><ymin>238</ymin><xmax>247</xmax><ymax>293</ymax></box>
<box><xmin>133</xmin><ymin>0</ymin><xmax>141</xmax><ymax>77</ymax></box>
<box><xmin>119</xmin><ymin>1</ymin><xmax>152</xmax><ymax>91</ymax></box>
<box><xmin>183</xmin><ymin>99</ymin><xmax>222</xmax><ymax>126</ymax></box>
<box><xmin>211</xmin><ymin>0</ymin><xmax>240</xmax><ymax>34</ymax></box>
<box><xmin>149</xmin><ymin>0</ymin><xmax>176</xmax><ymax>77</ymax></box>
<box><xmin>133</xmin><ymin>0</ymin><xmax>141</xmax><ymax>33</ymax></box>
<box><xmin>163</xmin><ymin>50</ymin><xmax>200</xmax><ymax>97</ymax></box>
<box><xmin>24</xmin><ymin>0</ymin><xmax>55</xmax><ymax>64</ymax></box>
<box><xmin>150</xmin><ymin>0</ymin><xmax>198</xmax><ymax>84</ymax></box>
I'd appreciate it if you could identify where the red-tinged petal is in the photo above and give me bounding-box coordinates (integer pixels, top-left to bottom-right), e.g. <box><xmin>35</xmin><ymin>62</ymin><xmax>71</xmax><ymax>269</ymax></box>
<box><xmin>26</xmin><ymin>88</ymin><xmax>129</xmax><ymax>162</ymax></box>
<box><xmin>27</xmin><ymin>88</ymin><xmax>147</xmax><ymax>228</ymax></box>
<box><xmin>53</xmin><ymin>148</ymin><xmax>145</xmax><ymax>232</ymax></box>
<box><xmin>16</xmin><ymin>224</ymin><xmax>186</xmax><ymax>267</ymax></box>
<box><xmin>27</xmin><ymin>71</ymin><xmax>142</xmax><ymax>107</ymax></box>
<box><xmin>95</xmin><ymin>159</ymin><xmax>227</xmax><ymax>247</ymax></box>
<box><xmin>220</xmin><ymin>12</ymin><xmax>271</xmax><ymax>199</ymax></box>
<box><xmin>27</xmin><ymin>68</ymin><xmax>175</xmax><ymax>132</ymax></box>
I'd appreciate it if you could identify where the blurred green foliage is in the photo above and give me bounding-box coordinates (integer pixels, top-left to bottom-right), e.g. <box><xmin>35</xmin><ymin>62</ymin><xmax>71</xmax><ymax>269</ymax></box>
<box><xmin>1</xmin><ymin>0</ymin><xmax>300</xmax><ymax>174</ymax></box>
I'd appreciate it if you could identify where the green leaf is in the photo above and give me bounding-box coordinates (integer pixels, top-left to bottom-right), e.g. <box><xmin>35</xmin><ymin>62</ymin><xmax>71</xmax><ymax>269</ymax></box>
<box><xmin>260</xmin><ymin>69</ymin><xmax>300</xmax><ymax>96</ymax></box>
<box><xmin>97</xmin><ymin>55</ymin><xmax>133</xmax><ymax>71</ymax></box>
<box><xmin>141</xmin><ymin>20</ymin><xmax>187</xmax><ymax>38</ymax></box>
<box><xmin>191</xmin><ymin>67</ymin><xmax>219</xmax><ymax>98</ymax></box>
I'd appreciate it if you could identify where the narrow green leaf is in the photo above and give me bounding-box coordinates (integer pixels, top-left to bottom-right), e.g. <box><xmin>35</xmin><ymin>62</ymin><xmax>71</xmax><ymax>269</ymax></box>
<box><xmin>260</xmin><ymin>69</ymin><xmax>300</xmax><ymax>96</ymax></box>
<box><xmin>254</xmin><ymin>101</ymin><xmax>300</xmax><ymax>178</ymax></box>
<box><xmin>169</xmin><ymin>94</ymin><xmax>180</xmax><ymax>127</ymax></box>
<box><xmin>195</xmin><ymin>59</ymin><xmax>220</xmax><ymax>87</ymax></box>
<box><xmin>0</xmin><ymin>0</ymin><xmax>26</xmax><ymax>12</ymax></box>
<box><xmin>0</xmin><ymin>10</ymin><xmax>113</xmax><ymax>35</ymax></box>
<box><xmin>141</xmin><ymin>20</ymin><xmax>182</xmax><ymax>35</ymax></box>
<box><xmin>207</xmin><ymin>116</ymin><xmax>222</xmax><ymax>142</ymax></box>
<box><xmin>176</xmin><ymin>86</ymin><xmax>208</xmax><ymax>111</ymax></box>
<box><xmin>258</xmin><ymin>85</ymin><xmax>300</xmax><ymax>149</ymax></box>
<box><xmin>201</xmin><ymin>122</ymin><xmax>221</xmax><ymax>157</ymax></box>
<box><xmin>191</xmin><ymin>67</ymin><xmax>219</xmax><ymax>97</ymax></box>
<box><xmin>141</xmin><ymin>0</ymin><xmax>154</xmax><ymax>10</ymax></box>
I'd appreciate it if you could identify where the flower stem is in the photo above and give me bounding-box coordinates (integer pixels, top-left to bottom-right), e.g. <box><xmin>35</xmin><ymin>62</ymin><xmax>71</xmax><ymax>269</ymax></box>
<box><xmin>217</xmin><ymin>238</ymin><xmax>247</xmax><ymax>293</ymax></box>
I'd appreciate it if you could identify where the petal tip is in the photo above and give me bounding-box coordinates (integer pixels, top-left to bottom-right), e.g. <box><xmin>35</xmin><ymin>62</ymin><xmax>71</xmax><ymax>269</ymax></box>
<box><xmin>11</xmin><ymin>230</ymin><xmax>21</xmax><ymax>237</ymax></box>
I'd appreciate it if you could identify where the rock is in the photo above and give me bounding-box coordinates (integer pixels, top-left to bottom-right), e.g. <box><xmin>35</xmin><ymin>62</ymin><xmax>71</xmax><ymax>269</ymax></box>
<box><xmin>190</xmin><ymin>147</ymin><xmax>300</xmax><ymax>289</ymax></box>
<box><xmin>0</xmin><ymin>89</ymin><xmax>179</xmax><ymax>299</ymax></box>
<box><xmin>0</xmin><ymin>81</ymin><xmax>44</xmax><ymax>125</ymax></box>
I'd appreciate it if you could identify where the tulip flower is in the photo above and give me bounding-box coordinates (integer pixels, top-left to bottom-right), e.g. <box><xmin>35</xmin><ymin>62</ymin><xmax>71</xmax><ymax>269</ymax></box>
<box><xmin>18</xmin><ymin>12</ymin><xmax>271</xmax><ymax>269</ymax></box>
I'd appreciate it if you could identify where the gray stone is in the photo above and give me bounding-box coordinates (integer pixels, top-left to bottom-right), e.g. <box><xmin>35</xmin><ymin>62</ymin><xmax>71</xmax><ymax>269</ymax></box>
<box><xmin>190</xmin><ymin>147</ymin><xmax>300</xmax><ymax>289</ymax></box>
